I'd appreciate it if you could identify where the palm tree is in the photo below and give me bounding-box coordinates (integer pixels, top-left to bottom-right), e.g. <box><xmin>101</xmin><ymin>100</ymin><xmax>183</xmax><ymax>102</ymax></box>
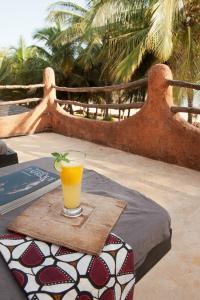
<box><xmin>33</xmin><ymin>21</ymin><xmax>97</xmax><ymax>103</ymax></box>
<box><xmin>33</xmin><ymin>23</ymin><xmax>75</xmax><ymax>84</ymax></box>
<box><xmin>46</xmin><ymin>1</ymin><xmax>103</xmax><ymax>80</ymax></box>
<box><xmin>0</xmin><ymin>38</ymin><xmax>44</xmax><ymax>100</ymax></box>
<box><xmin>168</xmin><ymin>0</ymin><xmax>200</xmax><ymax>122</ymax></box>
<box><xmin>0</xmin><ymin>50</ymin><xmax>13</xmax><ymax>83</ymax></box>
<box><xmin>83</xmin><ymin>0</ymin><xmax>200</xmax><ymax>121</ymax></box>
<box><xmin>11</xmin><ymin>37</ymin><xmax>44</xmax><ymax>84</ymax></box>
<box><xmin>46</xmin><ymin>1</ymin><xmax>128</xmax><ymax>105</ymax></box>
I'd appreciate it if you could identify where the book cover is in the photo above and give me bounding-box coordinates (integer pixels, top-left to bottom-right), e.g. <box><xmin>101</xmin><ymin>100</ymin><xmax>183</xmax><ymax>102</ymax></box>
<box><xmin>0</xmin><ymin>166</ymin><xmax>59</xmax><ymax>206</ymax></box>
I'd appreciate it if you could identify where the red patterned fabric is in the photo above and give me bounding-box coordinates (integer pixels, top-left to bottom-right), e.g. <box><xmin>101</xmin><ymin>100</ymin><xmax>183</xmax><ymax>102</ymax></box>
<box><xmin>0</xmin><ymin>233</ymin><xmax>135</xmax><ymax>300</ymax></box>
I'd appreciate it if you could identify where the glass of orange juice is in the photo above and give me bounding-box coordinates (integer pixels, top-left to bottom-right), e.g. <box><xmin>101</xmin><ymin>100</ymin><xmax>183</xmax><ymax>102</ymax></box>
<box><xmin>52</xmin><ymin>151</ymin><xmax>85</xmax><ymax>217</ymax></box>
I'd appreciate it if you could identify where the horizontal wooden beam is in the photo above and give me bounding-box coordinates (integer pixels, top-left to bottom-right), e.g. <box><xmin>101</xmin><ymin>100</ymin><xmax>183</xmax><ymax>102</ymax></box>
<box><xmin>53</xmin><ymin>78</ymin><xmax>147</xmax><ymax>93</ymax></box>
<box><xmin>56</xmin><ymin>99</ymin><xmax>144</xmax><ymax>110</ymax></box>
<box><xmin>168</xmin><ymin>79</ymin><xmax>200</xmax><ymax>90</ymax></box>
<box><xmin>0</xmin><ymin>83</ymin><xmax>44</xmax><ymax>90</ymax></box>
<box><xmin>171</xmin><ymin>106</ymin><xmax>200</xmax><ymax>114</ymax></box>
<box><xmin>0</xmin><ymin>98</ymin><xmax>42</xmax><ymax>106</ymax></box>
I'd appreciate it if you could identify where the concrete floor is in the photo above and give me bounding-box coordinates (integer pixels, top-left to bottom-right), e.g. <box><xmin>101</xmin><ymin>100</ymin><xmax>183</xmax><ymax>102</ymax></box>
<box><xmin>3</xmin><ymin>133</ymin><xmax>200</xmax><ymax>300</ymax></box>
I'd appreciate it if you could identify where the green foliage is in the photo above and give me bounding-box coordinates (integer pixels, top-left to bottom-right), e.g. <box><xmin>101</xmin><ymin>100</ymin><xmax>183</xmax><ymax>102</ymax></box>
<box><xmin>47</xmin><ymin>0</ymin><xmax>200</xmax><ymax>107</ymax></box>
<box><xmin>0</xmin><ymin>0</ymin><xmax>200</xmax><ymax>110</ymax></box>
<box><xmin>51</xmin><ymin>152</ymin><xmax>70</xmax><ymax>163</ymax></box>
<box><xmin>0</xmin><ymin>38</ymin><xmax>46</xmax><ymax>100</ymax></box>
<box><xmin>103</xmin><ymin>115</ymin><xmax>114</xmax><ymax>122</ymax></box>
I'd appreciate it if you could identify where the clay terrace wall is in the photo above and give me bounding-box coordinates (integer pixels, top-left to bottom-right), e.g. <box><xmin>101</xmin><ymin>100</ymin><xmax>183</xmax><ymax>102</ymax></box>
<box><xmin>0</xmin><ymin>100</ymin><xmax>50</xmax><ymax>137</ymax></box>
<box><xmin>0</xmin><ymin>64</ymin><xmax>200</xmax><ymax>171</ymax></box>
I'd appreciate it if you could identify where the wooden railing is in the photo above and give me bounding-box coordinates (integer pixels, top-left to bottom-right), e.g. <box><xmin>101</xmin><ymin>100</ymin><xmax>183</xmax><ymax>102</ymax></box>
<box><xmin>52</xmin><ymin>78</ymin><xmax>147</xmax><ymax>93</ymax></box>
<box><xmin>168</xmin><ymin>79</ymin><xmax>200</xmax><ymax>116</ymax></box>
<box><xmin>54</xmin><ymin>78</ymin><xmax>200</xmax><ymax>119</ymax></box>
<box><xmin>0</xmin><ymin>78</ymin><xmax>146</xmax><ymax>119</ymax></box>
<box><xmin>0</xmin><ymin>70</ymin><xmax>200</xmax><ymax>119</ymax></box>
<box><xmin>53</xmin><ymin>79</ymin><xmax>147</xmax><ymax>120</ymax></box>
<box><xmin>0</xmin><ymin>83</ymin><xmax>44</xmax><ymax>90</ymax></box>
<box><xmin>171</xmin><ymin>106</ymin><xmax>200</xmax><ymax>114</ymax></box>
<box><xmin>55</xmin><ymin>99</ymin><xmax>144</xmax><ymax>120</ymax></box>
<box><xmin>0</xmin><ymin>98</ymin><xmax>42</xmax><ymax>106</ymax></box>
<box><xmin>55</xmin><ymin>99</ymin><xmax>144</xmax><ymax>109</ymax></box>
<box><xmin>167</xmin><ymin>79</ymin><xmax>200</xmax><ymax>90</ymax></box>
<box><xmin>53</xmin><ymin>78</ymin><xmax>147</xmax><ymax>120</ymax></box>
<box><xmin>0</xmin><ymin>83</ymin><xmax>44</xmax><ymax>114</ymax></box>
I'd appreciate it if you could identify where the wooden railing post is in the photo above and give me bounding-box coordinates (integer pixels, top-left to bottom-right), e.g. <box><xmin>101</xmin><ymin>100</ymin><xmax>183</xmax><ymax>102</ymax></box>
<box><xmin>43</xmin><ymin>67</ymin><xmax>56</xmax><ymax>109</ymax></box>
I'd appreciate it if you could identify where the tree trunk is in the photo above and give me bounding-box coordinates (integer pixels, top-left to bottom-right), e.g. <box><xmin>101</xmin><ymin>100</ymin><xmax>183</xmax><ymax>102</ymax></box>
<box><xmin>104</xmin><ymin>108</ymin><xmax>109</xmax><ymax>119</ymax></box>
<box><xmin>187</xmin><ymin>89</ymin><xmax>193</xmax><ymax>124</ymax></box>
<box><xmin>69</xmin><ymin>105</ymin><xmax>74</xmax><ymax>115</ymax></box>
<box><xmin>86</xmin><ymin>108</ymin><xmax>90</xmax><ymax>118</ymax></box>
<box><xmin>67</xmin><ymin>92</ymin><xmax>74</xmax><ymax>115</ymax></box>
<box><xmin>94</xmin><ymin>108</ymin><xmax>98</xmax><ymax>119</ymax></box>
<box><xmin>118</xmin><ymin>109</ymin><xmax>121</xmax><ymax>121</ymax></box>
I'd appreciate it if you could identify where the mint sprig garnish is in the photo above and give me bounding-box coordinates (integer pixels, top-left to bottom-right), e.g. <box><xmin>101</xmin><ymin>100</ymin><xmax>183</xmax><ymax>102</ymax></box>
<box><xmin>51</xmin><ymin>152</ymin><xmax>70</xmax><ymax>163</ymax></box>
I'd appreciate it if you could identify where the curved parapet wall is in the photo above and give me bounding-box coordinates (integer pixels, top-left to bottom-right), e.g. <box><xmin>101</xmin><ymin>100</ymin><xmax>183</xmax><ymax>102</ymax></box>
<box><xmin>0</xmin><ymin>100</ymin><xmax>50</xmax><ymax>138</ymax></box>
<box><xmin>0</xmin><ymin>69</ymin><xmax>55</xmax><ymax>138</ymax></box>
<box><xmin>50</xmin><ymin>64</ymin><xmax>200</xmax><ymax>171</ymax></box>
<box><xmin>0</xmin><ymin>65</ymin><xmax>200</xmax><ymax>171</ymax></box>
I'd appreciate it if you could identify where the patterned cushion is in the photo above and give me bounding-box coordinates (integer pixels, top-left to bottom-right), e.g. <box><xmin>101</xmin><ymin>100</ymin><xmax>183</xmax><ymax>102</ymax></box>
<box><xmin>0</xmin><ymin>233</ymin><xmax>135</xmax><ymax>300</ymax></box>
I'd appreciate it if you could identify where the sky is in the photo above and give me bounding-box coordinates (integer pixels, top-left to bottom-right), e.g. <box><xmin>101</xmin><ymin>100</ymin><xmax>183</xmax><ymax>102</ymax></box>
<box><xmin>0</xmin><ymin>0</ymin><xmax>86</xmax><ymax>49</ymax></box>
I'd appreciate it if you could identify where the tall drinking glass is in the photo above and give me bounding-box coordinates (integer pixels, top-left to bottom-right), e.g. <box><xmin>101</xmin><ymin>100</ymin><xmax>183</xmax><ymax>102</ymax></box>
<box><xmin>59</xmin><ymin>151</ymin><xmax>85</xmax><ymax>217</ymax></box>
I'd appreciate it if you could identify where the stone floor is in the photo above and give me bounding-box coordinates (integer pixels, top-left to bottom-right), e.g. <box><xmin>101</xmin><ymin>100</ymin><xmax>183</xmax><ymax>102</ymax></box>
<box><xmin>3</xmin><ymin>132</ymin><xmax>200</xmax><ymax>300</ymax></box>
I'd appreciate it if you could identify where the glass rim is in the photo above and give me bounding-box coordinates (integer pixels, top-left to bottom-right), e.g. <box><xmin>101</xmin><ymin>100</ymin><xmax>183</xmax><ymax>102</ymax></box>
<box><xmin>60</xmin><ymin>150</ymin><xmax>86</xmax><ymax>163</ymax></box>
<box><xmin>61</xmin><ymin>150</ymin><xmax>86</xmax><ymax>156</ymax></box>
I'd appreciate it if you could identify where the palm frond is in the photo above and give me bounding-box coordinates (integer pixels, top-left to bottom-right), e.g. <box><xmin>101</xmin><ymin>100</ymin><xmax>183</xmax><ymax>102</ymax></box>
<box><xmin>90</xmin><ymin>0</ymin><xmax>146</xmax><ymax>28</ymax></box>
<box><xmin>31</xmin><ymin>45</ymin><xmax>52</xmax><ymax>61</ymax></box>
<box><xmin>54</xmin><ymin>22</ymin><xmax>86</xmax><ymax>45</ymax></box>
<box><xmin>146</xmin><ymin>0</ymin><xmax>183</xmax><ymax>61</ymax></box>
<box><xmin>113</xmin><ymin>42</ymin><xmax>146</xmax><ymax>81</ymax></box>
<box><xmin>48</xmin><ymin>1</ymin><xmax>87</xmax><ymax>15</ymax></box>
<box><xmin>47</xmin><ymin>10</ymin><xmax>84</xmax><ymax>24</ymax></box>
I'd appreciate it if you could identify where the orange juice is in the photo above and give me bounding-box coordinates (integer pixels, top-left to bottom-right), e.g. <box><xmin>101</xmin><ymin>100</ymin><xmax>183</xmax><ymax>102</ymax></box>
<box><xmin>52</xmin><ymin>150</ymin><xmax>85</xmax><ymax>217</ymax></box>
<box><xmin>60</xmin><ymin>164</ymin><xmax>83</xmax><ymax>209</ymax></box>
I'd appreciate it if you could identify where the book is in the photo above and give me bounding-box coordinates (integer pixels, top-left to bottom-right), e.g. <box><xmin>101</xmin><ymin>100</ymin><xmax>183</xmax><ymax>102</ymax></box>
<box><xmin>0</xmin><ymin>166</ymin><xmax>60</xmax><ymax>214</ymax></box>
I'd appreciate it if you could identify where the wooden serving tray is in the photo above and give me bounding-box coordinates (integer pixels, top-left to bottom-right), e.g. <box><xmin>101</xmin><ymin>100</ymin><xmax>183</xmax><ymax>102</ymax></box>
<box><xmin>8</xmin><ymin>187</ymin><xmax>126</xmax><ymax>255</ymax></box>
